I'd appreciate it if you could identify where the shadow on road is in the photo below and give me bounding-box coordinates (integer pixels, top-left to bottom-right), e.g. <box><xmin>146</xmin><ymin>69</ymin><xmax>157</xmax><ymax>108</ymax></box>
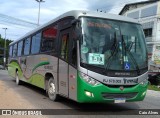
<box><xmin>58</xmin><ymin>98</ymin><xmax>140</xmax><ymax>114</ymax></box>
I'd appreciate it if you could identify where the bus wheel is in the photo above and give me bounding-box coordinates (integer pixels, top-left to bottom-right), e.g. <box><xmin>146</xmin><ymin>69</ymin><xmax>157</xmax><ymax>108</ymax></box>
<box><xmin>16</xmin><ymin>71</ymin><xmax>21</xmax><ymax>85</ymax></box>
<box><xmin>47</xmin><ymin>77</ymin><xmax>59</xmax><ymax>101</ymax></box>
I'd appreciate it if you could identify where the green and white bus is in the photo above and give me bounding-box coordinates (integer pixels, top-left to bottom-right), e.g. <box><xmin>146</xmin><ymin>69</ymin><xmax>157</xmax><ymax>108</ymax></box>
<box><xmin>8</xmin><ymin>10</ymin><xmax>148</xmax><ymax>103</ymax></box>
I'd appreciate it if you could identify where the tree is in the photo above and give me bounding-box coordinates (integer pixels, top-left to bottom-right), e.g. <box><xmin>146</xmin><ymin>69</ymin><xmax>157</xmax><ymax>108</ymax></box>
<box><xmin>0</xmin><ymin>36</ymin><xmax>13</xmax><ymax>65</ymax></box>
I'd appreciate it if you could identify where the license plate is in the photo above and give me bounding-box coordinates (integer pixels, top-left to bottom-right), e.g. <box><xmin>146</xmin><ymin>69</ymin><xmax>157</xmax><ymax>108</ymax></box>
<box><xmin>114</xmin><ymin>98</ymin><xmax>126</xmax><ymax>103</ymax></box>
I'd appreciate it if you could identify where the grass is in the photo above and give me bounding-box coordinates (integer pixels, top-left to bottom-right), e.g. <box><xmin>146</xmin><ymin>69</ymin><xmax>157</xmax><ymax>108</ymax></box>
<box><xmin>148</xmin><ymin>85</ymin><xmax>160</xmax><ymax>91</ymax></box>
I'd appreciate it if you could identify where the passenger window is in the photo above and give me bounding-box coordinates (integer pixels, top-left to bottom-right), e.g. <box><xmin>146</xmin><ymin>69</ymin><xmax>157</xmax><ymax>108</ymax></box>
<box><xmin>24</xmin><ymin>38</ymin><xmax>31</xmax><ymax>55</ymax></box>
<box><xmin>41</xmin><ymin>25</ymin><xmax>57</xmax><ymax>53</ymax></box>
<box><xmin>31</xmin><ymin>33</ymin><xmax>41</xmax><ymax>54</ymax></box>
<box><xmin>60</xmin><ymin>34</ymin><xmax>69</xmax><ymax>61</ymax></box>
<box><xmin>13</xmin><ymin>44</ymin><xmax>17</xmax><ymax>57</ymax></box>
<box><xmin>17</xmin><ymin>41</ymin><xmax>23</xmax><ymax>56</ymax></box>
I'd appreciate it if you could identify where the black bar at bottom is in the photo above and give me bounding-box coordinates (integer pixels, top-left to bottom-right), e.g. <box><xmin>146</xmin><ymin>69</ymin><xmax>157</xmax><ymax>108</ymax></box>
<box><xmin>0</xmin><ymin>109</ymin><xmax>159</xmax><ymax>115</ymax></box>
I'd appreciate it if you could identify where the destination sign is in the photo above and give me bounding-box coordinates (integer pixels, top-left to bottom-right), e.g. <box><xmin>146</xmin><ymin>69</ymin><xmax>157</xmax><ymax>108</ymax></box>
<box><xmin>87</xmin><ymin>22</ymin><xmax>111</xmax><ymax>29</ymax></box>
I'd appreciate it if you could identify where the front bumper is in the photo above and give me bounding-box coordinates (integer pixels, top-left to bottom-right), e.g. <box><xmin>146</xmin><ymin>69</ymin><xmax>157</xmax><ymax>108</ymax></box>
<box><xmin>77</xmin><ymin>75</ymin><xmax>148</xmax><ymax>103</ymax></box>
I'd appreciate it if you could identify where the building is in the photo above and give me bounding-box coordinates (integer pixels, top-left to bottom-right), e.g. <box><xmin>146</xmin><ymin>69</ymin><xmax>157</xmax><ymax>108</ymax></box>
<box><xmin>119</xmin><ymin>0</ymin><xmax>160</xmax><ymax>76</ymax></box>
<box><xmin>119</xmin><ymin>0</ymin><xmax>160</xmax><ymax>58</ymax></box>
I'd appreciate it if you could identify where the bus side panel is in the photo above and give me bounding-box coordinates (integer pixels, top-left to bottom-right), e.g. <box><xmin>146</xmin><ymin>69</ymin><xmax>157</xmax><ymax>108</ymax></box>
<box><xmin>25</xmin><ymin>54</ymin><xmax>58</xmax><ymax>89</ymax></box>
<box><xmin>27</xmin><ymin>73</ymin><xmax>45</xmax><ymax>89</ymax></box>
<box><xmin>8</xmin><ymin>60</ymin><xmax>16</xmax><ymax>78</ymax></box>
<box><xmin>8</xmin><ymin>58</ymin><xmax>23</xmax><ymax>79</ymax></box>
<box><xmin>68</xmin><ymin>65</ymin><xmax>77</xmax><ymax>101</ymax></box>
<box><xmin>8</xmin><ymin>54</ymin><xmax>58</xmax><ymax>90</ymax></box>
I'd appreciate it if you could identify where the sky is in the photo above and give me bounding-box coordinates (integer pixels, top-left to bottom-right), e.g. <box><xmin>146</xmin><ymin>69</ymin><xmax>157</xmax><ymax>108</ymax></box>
<box><xmin>0</xmin><ymin>0</ymin><xmax>146</xmax><ymax>41</ymax></box>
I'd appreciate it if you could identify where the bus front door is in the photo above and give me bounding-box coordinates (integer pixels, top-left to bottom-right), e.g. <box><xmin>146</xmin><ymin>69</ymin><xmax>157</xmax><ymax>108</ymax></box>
<box><xmin>58</xmin><ymin>28</ymin><xmax>71</xmax><ymax>97</ymax></box>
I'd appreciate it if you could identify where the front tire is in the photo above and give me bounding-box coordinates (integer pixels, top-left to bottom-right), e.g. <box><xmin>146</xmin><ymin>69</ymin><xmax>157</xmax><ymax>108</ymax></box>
<box><xmin>47</xmin><ymin>77</ymin><xmax>59</xmax><ymax>101</ymax></box>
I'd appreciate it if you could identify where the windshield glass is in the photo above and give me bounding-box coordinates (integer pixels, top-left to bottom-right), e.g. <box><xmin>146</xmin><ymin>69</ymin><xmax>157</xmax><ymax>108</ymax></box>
<box><xmin>80</xmin><ymin>17</ymin><xmax>147</xmax><ymax>71</ymax></box>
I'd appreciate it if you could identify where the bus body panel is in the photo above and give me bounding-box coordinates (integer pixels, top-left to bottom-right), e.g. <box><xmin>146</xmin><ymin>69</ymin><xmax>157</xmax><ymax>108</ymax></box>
<box><xmin>58</xmin><ymin>59</ymin><xmax>69</xmax><ymax>97</ymax></box>
<box><xmin>76</xmin><ymin>66</ymin><xmax>148</xmax><ymax>103</ymax></box>
<box><xmin>77</xmin><ymin>72</ymin><xmax>148</xmax><ymax>103</ymax></box>
<box><xmin>8</xmin><ymin>54</ymin><xmax>58</xmax><ymax>89</ymax></box>
<box><xmin>8</xmin><ymin>59</ymin><xmax>23</xmax><ymax>79</ymax></box>
<box><xmin>68</xmin><ymin>65</ymin><xmax>77</xmax><ymax>101</ymax></box>
<box><xmin>87</xmin><ymin>70</ymin><xmax>148</xmax><ymax>85</ymax></box>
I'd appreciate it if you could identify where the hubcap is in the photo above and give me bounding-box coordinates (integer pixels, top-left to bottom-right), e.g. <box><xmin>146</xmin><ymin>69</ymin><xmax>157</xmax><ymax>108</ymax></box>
<box><xmin>49</xmin><ymin>82</ymin><xmax>55</xmax><ymax>95</ymax></box>
<box><xmin>16</xmin><ymin>73</ymin><xmax>19</xmax><ymax>84</ymax></box>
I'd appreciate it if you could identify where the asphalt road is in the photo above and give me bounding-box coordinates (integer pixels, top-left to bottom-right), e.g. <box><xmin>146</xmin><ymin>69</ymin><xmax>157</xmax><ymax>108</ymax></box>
<box><xmin>0</xmin><ymin>70</ymin><xmax>160</xmax><ymax>118</ymax></box>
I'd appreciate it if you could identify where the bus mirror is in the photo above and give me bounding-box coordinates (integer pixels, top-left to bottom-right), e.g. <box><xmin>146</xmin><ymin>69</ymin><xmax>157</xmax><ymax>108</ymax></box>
<box><xmin>71</xmin><ymin>19</ymin><xmax>80</xmax><ymax>25</ymax></box>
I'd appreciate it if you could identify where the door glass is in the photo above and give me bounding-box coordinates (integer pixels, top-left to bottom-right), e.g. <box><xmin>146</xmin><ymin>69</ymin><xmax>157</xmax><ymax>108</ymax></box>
<box><xmin>60</xmin><ymin>33</ymin><xmax>69</xmax><ymax>61</ymax></box>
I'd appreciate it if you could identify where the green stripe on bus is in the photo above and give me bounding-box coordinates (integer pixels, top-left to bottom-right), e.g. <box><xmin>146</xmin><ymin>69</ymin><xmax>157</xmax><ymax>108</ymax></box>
<box><xmin>32</xmin><ymin>61</ymin><xmax>50</xmax><ymax>73</ymax></box>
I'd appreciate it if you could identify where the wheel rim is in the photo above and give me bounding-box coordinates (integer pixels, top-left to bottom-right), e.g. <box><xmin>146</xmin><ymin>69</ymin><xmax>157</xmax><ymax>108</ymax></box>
<box><xmin>16</xmin><ymin>72</ymin><xmax>19</xmax><ymax>84</ymax></box>
<box><xmin>49</xmin><ymin>82</ymin><xmax>55</xmax><ymax>95</ymax></box>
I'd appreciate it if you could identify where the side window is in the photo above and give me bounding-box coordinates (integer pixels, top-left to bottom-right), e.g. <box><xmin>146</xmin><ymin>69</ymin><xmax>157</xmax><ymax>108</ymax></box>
<box><xmin>41</xmin><ymin>25</ymin><xmax>58</xmax><ymax>53</ymax></box>
<box><xmin>13</xmin><ymin>44</ymin><xmax>17</xmax><ymax>57</ymax></box>
<box><xmin>17</xmin><ymin>41</ymin><xmax>23</xmax><ymax>56</ymax></box>
<box><xmin>9</xmin><ymin>46</ymin><xmax>13</xmax><ymax>57</ymax></box>
<box><xmin>69</xmin><ymin>27</ymin><xmax>78</xmax><ymax>67</ymax></box>
<box><xmin>60</xmin><ymin>33</ymin><xmax>69</xmax><ymax>61</ymax></box>
<box><xmin>70</xmin><ymin>39</ymin><xmax>77</xmax><ymax>67</ymax></box>
<box><xmin>24</xmin><ymin>37</ymin><xmax>31</xmax><ymax>55</ymax></box>
<box><xmin>31</xmin><ymin>33</ymin><xmax>41</xmax><ymax>54</ymax></box>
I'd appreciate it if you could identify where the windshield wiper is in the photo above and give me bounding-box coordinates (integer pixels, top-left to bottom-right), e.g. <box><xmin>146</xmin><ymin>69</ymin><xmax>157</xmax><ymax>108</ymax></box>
<box><xmin>103</xmin><ymin>32</ymin><xmax>118</xmax><ymax>74</ymax></box>
<box><xmin>121</xmin><ymin>35</ymin><xmax>140</xmax><ymax>75</ymax></box>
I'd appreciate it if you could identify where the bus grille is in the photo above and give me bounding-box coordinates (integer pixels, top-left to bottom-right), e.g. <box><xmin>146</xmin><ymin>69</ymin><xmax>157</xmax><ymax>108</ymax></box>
<box><xmin>105</xmin><ymin>85</ymin><xmax>136</xmax><ymax>88</ymax></box>
<box><xmin>102</xmin><ymin>92</ymin><xmax>138</xmax><ymax>99</ymax></box>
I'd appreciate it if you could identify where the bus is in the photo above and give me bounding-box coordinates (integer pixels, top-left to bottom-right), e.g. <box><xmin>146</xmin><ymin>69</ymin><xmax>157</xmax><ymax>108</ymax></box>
<box><xmin>8</xmin><ymin>10</ymin><xmax>148</xmax><ymax>103</ymax></box>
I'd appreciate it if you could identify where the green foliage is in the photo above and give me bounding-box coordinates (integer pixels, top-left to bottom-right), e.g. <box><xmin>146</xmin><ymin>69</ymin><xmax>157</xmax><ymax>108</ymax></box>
<box><xmin>0</xmin><ymin>36</ymin><xmax>13</xmax><ymax>65</ymax></box>
<box><xmin>148</xmin><ymin>85</ymin><xmax>160</xmax><ymax>91</ymax></box>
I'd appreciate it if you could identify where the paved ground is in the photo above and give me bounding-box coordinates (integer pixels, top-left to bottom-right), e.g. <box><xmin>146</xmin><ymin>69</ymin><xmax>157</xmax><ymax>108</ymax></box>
<box><xmin>0</xmin><ymin>70</ymin><xmax>160</xmax><ymax>118</ymax></box>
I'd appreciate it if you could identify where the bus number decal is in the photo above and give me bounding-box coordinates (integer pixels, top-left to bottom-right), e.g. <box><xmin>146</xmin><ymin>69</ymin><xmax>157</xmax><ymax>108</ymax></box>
<box><xmin>88</xmin><ymin>53</ymin><xmax>104</xmax><ymax>65</ymax></box>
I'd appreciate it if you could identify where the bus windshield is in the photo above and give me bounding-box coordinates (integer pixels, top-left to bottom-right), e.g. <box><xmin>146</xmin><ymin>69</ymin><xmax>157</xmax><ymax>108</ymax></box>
<box><xmin>80</xmin><ymin>17</ymin><xmax>147</xmax><ymax>72</ymax></box>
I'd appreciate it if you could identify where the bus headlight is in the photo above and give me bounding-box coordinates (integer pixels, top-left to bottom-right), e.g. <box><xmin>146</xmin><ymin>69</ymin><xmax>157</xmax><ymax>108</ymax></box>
<box><xmin>79</xmin><ymin>72</ymin><xmax>101</xmax><ymax>86</ymax></box>
<box><xmin>140</xmin><ymin>79</ymin><xmax>148</xmax><ymax>86</ymax></box>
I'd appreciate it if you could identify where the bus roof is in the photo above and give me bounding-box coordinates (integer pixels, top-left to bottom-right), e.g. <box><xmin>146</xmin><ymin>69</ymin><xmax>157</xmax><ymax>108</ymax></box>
<box><xmin>10</xmin><ymin>10</ymin><xmax>139</xmax><ymax>45</ymax></box>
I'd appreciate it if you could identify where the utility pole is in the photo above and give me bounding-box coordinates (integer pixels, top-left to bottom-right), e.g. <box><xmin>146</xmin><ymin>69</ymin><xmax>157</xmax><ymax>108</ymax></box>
<box><xmin>2</xmin><ymin>28</ymin><xmax>7</xmax><ymax>69</ymax></box>
<box><xmin>35</xmin><ymin>0</ymin><xmax>45</xmax><ymax>26</ymax></box>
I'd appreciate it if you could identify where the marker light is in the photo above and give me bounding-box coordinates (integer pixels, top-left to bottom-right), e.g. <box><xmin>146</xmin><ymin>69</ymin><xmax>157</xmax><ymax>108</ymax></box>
<box><xmin>142</xmin><ymin>91</ymin><xmax>146</xmax><ymax>96</ymax></box>
<box><xmin>79</xmin><ymin>72</ymin><xmax>101</xmax><ymax>86</ymax></box>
